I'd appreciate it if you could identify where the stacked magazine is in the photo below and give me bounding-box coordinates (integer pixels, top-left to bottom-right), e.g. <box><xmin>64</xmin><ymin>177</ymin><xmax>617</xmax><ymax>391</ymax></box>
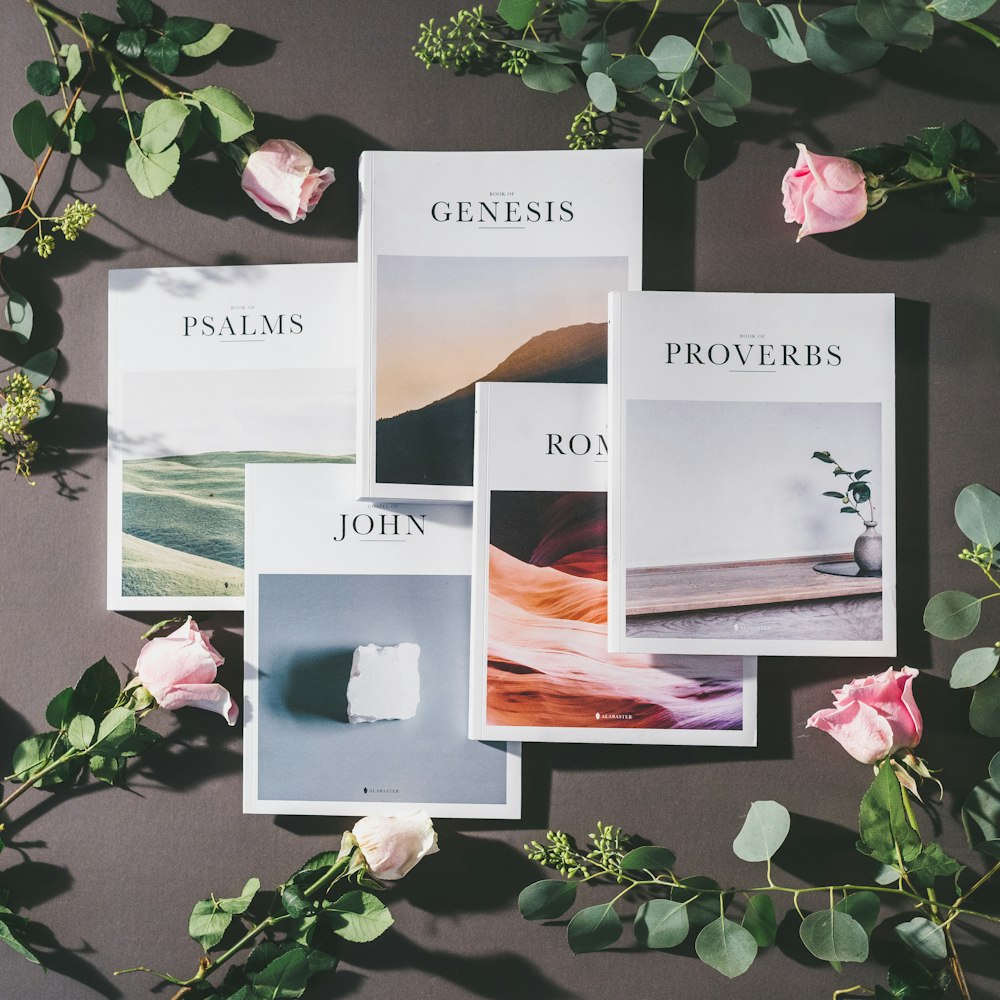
<box><xmin>108</xmin><ymin>149</ymin><xmax>896</xmax><ymax>819</ymax></box>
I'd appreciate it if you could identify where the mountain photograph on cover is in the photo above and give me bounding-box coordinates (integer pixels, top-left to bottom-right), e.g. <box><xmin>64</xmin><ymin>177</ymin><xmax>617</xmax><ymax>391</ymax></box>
<box><xmin>488</xmin><ymin>490</ymin><xmax>746</xmax><ymax>731</ymax></box>
<box><xmin>375</xmin><ymin>255</ymin><xmax>628</xmax><ymax>487</ymax></box>
<box><xmin>120</xmin><ymin>367</ymin><xmax>354</xmax><ymax>598</ymax></box>
<box><xmin>624</xmin><ymin>400</ymin><xmax>883</xmax><ymax>642</ymax></box>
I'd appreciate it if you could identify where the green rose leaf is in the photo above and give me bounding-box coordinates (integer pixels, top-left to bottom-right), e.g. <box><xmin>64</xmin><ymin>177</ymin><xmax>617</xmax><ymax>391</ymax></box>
<box><xmin>955</xmin><ymin>483</ymin><xmax>1000</xmax><ymax>547</ymax></box>
<box><xmin>281</xmin><ymin>885</ymin><xmax>311</xmax><ymax>919</ymax></box>
<box><xmin>94</xmin><ymin>706</ymin><xmax>136</xmax><ymax>750</ymax></box>
<box><xmin>635</xmin><ymin>898</ymin><xmax>690</xmax><ymax>949</ymax></box>
<box><xmin>896</xmin><ymin>917</ymin><xmax>947</xmax><ymax>961</ymax></box>
<box><xmin>219</xmin><ymin>877</ymin><xmax>261</xmax><ymax>915</ymax></box>
<box><xmin>251</xmin><ymin>947</ymin><xmax>311</xmax><ymax>999</ymax></box>
<box><xmin>116</xmin><ymin>723</ymin><xmax>160</xmax><ymax>758</ymax></box>
<box><xmin>805</xmin><ymin>6</ymin><xmax>888</xmax><ymax>73</ymax></box>
<box><xmin>163</xmin><ymin>16</ymin><xmax>213</xmax><ymax>44</ymax></box>
<box><xmin>62</xmin><ymin>44</ymin><xmax>83</xmax><ymax>85</ymax></box>
<box><xmin>586</xmin><ymin>72</ymin><xmax>618</xmax><ymax>112</ymax></box>
<box><xmin>923</xmin><ymin>590</ymin><xmax>981</xmax><ymax>640</ymax></box>
<box><xmin>325</xmin><ymin>890</ymin><xmax>393</xmax><ymax>943</ymax></box>
<box><xmin>951</xmin><ymin>119</ymin><xmax>984</xmax><ymax>160</ymax></box>
<box><xmin>74</xmin><ymin>657</ymin><xmax>121</xmax><ymax>719</ymax></box>
<box><xmin>125</xmin><ymin>142</ymin><xmax>181</xmax><ymax>198</ymax></box>
<box><xmin>0</xmin><ymin>228</ymin><xmax>25</xmax><ymax>254</ymax></box>
<box><xmin>713</xmin><ymin>63</ymin><xmax>752</xmax><ymax>108</ymax></box>
<box><xmin>117</xmin><ymin>0</ymin><xmax>152</xmax><ymax>26</ymax></box>
<box><xmin>950</xmin><ymin>647</ymin><xmax>999</xmax><ymax>688</ymax></box>
<box><xmin>695</xmin><ymin>917</ymin><xmax>758</xmax><ymax>978</ymax></box>
<box><xmin>518</xmin><ymin>879</ymin><xmax>578</xmax><ymax>920</ymax></box>
<box><xmin>766</xmin><ymin>4</ymin><xmax>809</xmax><ymax>62</ymax></box>
<box><xmin>732</xmin><ymin>800</ymin><xmax>790</xmax><ymax>862</ymax></box>
<box><xmin>26</xmin><ymin>60</ymin><xmax>62</xmax><ymax>97</ymax></box>
<box><xmin>0</xmin><ymin>915</ymin><xmax>42</xmax><ymax>965</ymax></box>
<box><xmin>66</xmin><ymin>714</ymin><xmax>96</xmax><ymax>751</ymax></box>
<box><xmin>559</xmin><ymin>0</ymin><xmax>589</xmax><ymax>37</ymax></box>
<box><xmin>567</xmin><ymin>903</ymin><xmax>623</xmax><ymax>953</ymax></box>
<box><xmin>45</xmin><ymin>687</ymin><xmax>76</xmax><ymax>729</ymax></box>
<box><xmin>498</xmin><ymin>0</ymin><xmax>539</xmax><ymax>29</ymax></box>
<box><xmin>607</xmin><ymin>55</ymin><xmax>659</xmax><ymax>88</ymax></box>
<box><xmin>921</xmin><ymin>126</ymin><xmax>957</xmax><ymax>167</ymax></box>
<box><xmin>181</xmin><ymin>22</ymin><xmax>233</xmax><ymax>57</ymax></box>
<box><xmin>845</xmin><ymin>143</ymin><xmax>907</xmax><ymax>173</ymax></box>
<box><xmin>620</xmin><ymin>846</ymin><xmax>677</xmax><ymax>872</ymax></box>
<box><xmin>834</xmin><ymin>891</ymin><xmax>880</xmax><ymax>936</ymax></box>
<box><xmin>89</xmin><ymin>753</ymin><xmax>123</xmax><ymax>785</ymax></box>
<box><xmin>859</xmin><ymin>761</ymin><xmax>922</xmax><ymax>866</ymax></box>
<box><xmin>812</xmin><ymin>450</ymin><xmax>835</xmax><ymax>462</ymax></box>
<box><xmin>905</xmin><ymin>843</ymin><xmax>964</xmax><ymax>889</ymax></box>
<box><xmin>886</xmin><ymin>958</ymin><xmax>952</xmax><ymax>999</ymax></box>
<box><xmin>650</xmin><ymin>35</ymin><xmax>696</xmax><ymax>78</ymax></box>
<box><xmin>944</xmin><ymin>181</ymin><xmax>975</xmax><ymax>212</ymax></box>
<box><xmin>22</xmin><ymin>348</ymin><xmax>59</xmax><ymax>388</ymax></box>
<box><xmin>116</xmin><ymin>27</ymin><xmax>148</xmax><ymax>60</ymax></box>
<box><xmin>79</xmin><ymin>12</ymin><xmax>115</xmax><ymax>39</ymax></box>
<box><xmin>962</xmin><ymin>771</ymin><xmax>1000</xmax><ymax>857</ymax></box>
<box><xmin>799</xmin><ymin>910</ymin><xmax>870</xmax><ymax>963</ymax></box>
<box><xmin>144</xmin><ymin>36</ymin><xmax>181</xmax><ymax>75</ymax></box>
<box><xmin>970</xmin><ymin>676</ymin><xmax>1000</xmax><ymax>737</ymax></box>
<box><xmin>13</xmin><ymin>100</ymin><xmax>54</xmax><ymax>159</ymax></box>
<box><xmin>671</xmin><ymin>876</ymin><xmax>727</xmax><ymax>927</ymax></box>
<box><xmin>698</xmin><ymin>99</ymin><xmax>737</xmax><ymax>128</ymax></box>
<box><xmin>521</xmin><ymin>62</ymin><xmax>576</xmax><ymax>93</ymax></box>
<box><xmin>191</xmin><ymin>86</ymin><xmax>255</xmax><ymax>142</ymax></box>
<box><xmin>581</xmin><ymin>37</ymin><xmax>613</xmax><ymax>75</ymax></box>
<box><xmin>930</xmin><ymin>0</ymin><xmax>997</xmax><ymax>19</ymax></box>
<box><xmin>738</xmin><ymin>2</ymin><xmax>780</xmax><ymax>37</ymax></box>
<box><xmin>856</xmin><ymin>0</ymin><xmax>934</xmax><ymax>51</ymax></box>
<box><xmin>189</xmin><ymin>899</ymin><xmax>233</xmax><ymax>951</ymax></box>
<box><xmin>139</xmin><ymin>99</ymin><xmax>191</xmax><ymax>154</ymax></box>
<box><xmin>10</xmin><ymin>733</ymin><xmax>59</xmax><ymax>780</ymax></box>
<box><xmin>684</xmin><ymin>133</ymin><xmax>710</xmax><ymax>180</ymax></box>
<box><xmin>741</xmin><ymin>894</ymin><xmax>777</xmax><ymax>948</ymax></box>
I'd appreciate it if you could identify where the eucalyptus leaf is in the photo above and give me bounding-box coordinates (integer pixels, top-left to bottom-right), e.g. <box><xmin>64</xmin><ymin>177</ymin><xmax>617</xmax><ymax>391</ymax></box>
<box><xmin>805</xmin><ymin>6</ymin><xmax>888</xmax><ymax>73</ymax></box>
<box><xmin>0</xmin><ymin>229</ymin><xmax>25</xmax><ymax>254</ymax></box>
<box><xmin>518</xmin><ymin>879</ymin><xmax>578</xmax><ymax>920</ymax></box>
<box><xmin>567</xmin><ymin>903</ymin><xmax>623</xmax><ymax>953</ymax></box>
<box><xmin>962</xmin><ymin>773</ymin><xmax>1000</xmax><ymax>857</ymax></box>
<box><xmin>33</xmin><ymin>387</ymin><xmax>57</xmax><ymax>422</ymax></box>
<box><xmin>896</xmin><ymin>917</ymin><xmax>947</xmax><ymax>961</ymax></box>
<box><xmin>586</xmin><ymin>72</ymin><xmax>618</xmax><ymax>113</ymax></box>
<box><xmin>742</xmin><ymin>894</ymin><xmax>777</xmax><ymax>948</ymax></box>
<box><xmin>991</xmin><ymin>751</ymin><xmax>1000</xmax><ymax>789</ymax></box>
<box><xmin>713</xmin><ymin>63</ymin><xmax>752</xmax><ymax>108</ymax></box>
<box><xmin>969</xmin><ymin>676</ymin><xmax>1000</xmax><ymax>737</ymax></box>
<box><xmin>649</xmin><ymin>35</ymin><xmax>696</xmax><ymax>78</ymax></box>
<box><xmin>856</xmin><ymin>0</ymin><xmax>934</xmax><ymax>51</ymax></box>
<box><xmin>684</xmin><ymin>133</ymin><xmax>710</xmax><ymax>180</ymax></box>
<box><xmin>766</xmin><ymin>5</ymin><xmax>809</xmax><ymax>62</ymax></box>
<box><xmin>635</xmin><ymin>898</ymin><xmax>689</xmax><ymax>949</ymax></box>
<box><xmin>22</xmin><ymin>348</ymin><xmax>58</xmax><ymax>389</ymax></box>
<box><xmin>955</xmin><ymin>483</ymin><xmax>1000</xmax><ymax>547</ymax></box>
<box><xmin>738</xmin><ymin>2</ymin><xmax>780</xmax><ymax>37</ymax></box>
<box><xmin>923</xmin><ymin>590</ymin><xmax>981</xmax><ymax>640</ymax></box>
<box><xmin>835</xmin><ymin>891</ymin><xmax>880</xmax><ymax>936</ymax></box>
<box><xmin>0</xmin><ymin>175</ymin><xmax>10</xmax><ymax>216</ymax></box>
<box><xmin>695</xmin><ymin>917</ymin><xmax>758</xmax><ymax>978</ymax></box>
<box><xmin>950</xmin><ymin>647</ymin><xmax>999</xmax><ymax>688</ymax></box>
<box><xmin>559</xmin><ymin>0</ymin><xmax>589</xmax><ymax>37</ymax></box>
<box><xmin>125</xmin><ymin>142</ymin><xmax>181</xmax><ymax>198</ymax></box>
<box><xmin>799</xmin><ymin>910</ymin><xmax>869</xmax><ymax>963</ymax></box>
<box><xmin>581</xmin><ymin>38</ymin><xmax>613</xmax><ymax>75</ymax></box>
<box><xmin>13</xmin><ymin>100</ymin><xmax>54</xmax><ymax>159</ymax></box>
<box><xmin>733</xmin><ymin>800</ymin><xmax>790</xmax><ymax>862</ymax></box>
<box><xmin>698</xmin><ymin>98</ymin><xmax>737</xmax><ymax>127</ymax></box>
<box><xmin>181</xmin><ymin>22</ymin><xmax>233</xmax><ymax>57</ymax></box>
<box><xmin>930</xmin><ymin>0</ymin><xmax>997</xmax><ymax>19</ymax></box>
<box><xmin>66</xmin><ymin>714</ymin><xmax>96</xmax><ymax>750</ymax></box>
<box><xmin>671</xmin><ymin>876</ymin><xmax>727</xmax><ymax>927</ymax></box>
<box><xmin>521</xmin><ymin>62</ymin><xmax>576</xmax><ymax>93</ymax></box>
<box><xmin>619</xmin><ymin>846</ymin><xmax>677</xmax><ymax>872</ymax></box>
<box><xmin>498</xmin><ymin>0</ymin><xmax>539</xmax><ymax>29</ymax></box>
<box><xmin>607</xmin><ymin>55</ymin><xmax>658</xmax><ymax>88</ymax></box>
<box><xmin>191</xmin><ymin>86</ymin><xmax>255</xmax><ymax>141</ymax></box>
<box><xmin>4</xmin><ymin>293</ymin><xmax>33</xmax><ymax>343</ymax></box>
<box><xmin>26</xmin><ymin>61</ymin><xmax>62</xmax><ymax>98</ymax></box>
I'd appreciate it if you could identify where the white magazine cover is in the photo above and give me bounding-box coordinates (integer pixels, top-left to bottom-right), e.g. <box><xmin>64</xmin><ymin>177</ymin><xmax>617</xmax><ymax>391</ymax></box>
<box><xmin>608</xmin><ymin>291</ymin><xmax>896</xmax><ymax>658</ymax></box>
<box><xmin>244</xmin><ymin>463</ymin><xmax>521</xmax><ymax>818</ymax></box>
<box><xmin>470</xmin><ymin>381</ymin><xmax>756</xmax><ymax>745</ymax></box>
<box><xmin>358</xmin><ymin>148</ymin><xmax>643</xmax><ymax>503</ymax></box>
<box><xmin>107</xmin><ymin>263</ymin><xmax>357</xmax><ymax>611</ymax></box>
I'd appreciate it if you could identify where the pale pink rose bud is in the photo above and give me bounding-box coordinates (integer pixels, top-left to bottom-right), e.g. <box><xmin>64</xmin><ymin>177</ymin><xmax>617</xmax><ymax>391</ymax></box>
<box><xmin>350</xmin><ymin>810</ymin><xmax>439</xmax><ymax>880</ymax></box>
<box><xmin>806</xmin><ymin>666</ymin><xmax>922</xmax><ymax>765</ymax></box>
<box><xmin>240</xmin><ymin>138</ymin><xmax>335</xmax><ymax>224</ymax></box>
<box><xmin>134</xmin><ymin>617</ymin><xmax>238</xmax><ymax>725</ymax></box>
<box><xmin>781</xmin><ymin>142</ymin><xmax>868</xmax><ymax>242</ymax></box>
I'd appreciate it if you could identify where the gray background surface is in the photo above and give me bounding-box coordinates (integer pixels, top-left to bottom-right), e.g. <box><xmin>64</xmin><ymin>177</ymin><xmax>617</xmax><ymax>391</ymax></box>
<box><xmin>1</xmin><ymin>2</ymin><xmax>998</xmax><ymax>998</ymax></box>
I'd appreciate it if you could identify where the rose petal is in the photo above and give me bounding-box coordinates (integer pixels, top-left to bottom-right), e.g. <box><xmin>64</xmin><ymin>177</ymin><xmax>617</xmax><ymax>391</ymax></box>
<box><xmin>807</xmin><ymin>701</ymin><xmax>895</xmax><ymax>765</ymax></box>
<box><xmin>155</xmin><ymin>682</ymin><xmax>239</xmax><ymax>725</ymax></box>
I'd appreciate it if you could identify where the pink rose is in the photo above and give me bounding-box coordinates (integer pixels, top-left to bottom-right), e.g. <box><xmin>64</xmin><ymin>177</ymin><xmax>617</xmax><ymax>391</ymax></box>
<box><xmin>134</xmin><ymin>617</ymin><xmax>238</xmax><ymax>725</ymax></box>
<box><xmin>806</xmin><ymin>666</ymin><xmax>922</xmax><ymax>765</ymax></box>
<box><xmin>240</xmin><ymin>138</ymin><xmax>335</xmax><ymax>224</ymax></box>
<box><xmin>348</xmin><ymin>810</ymin><xmax>439</xmax><ymax>880</ymax></box>
<box><xmin>782</xmin><ymin>143</ymin><xmax>868</xmax><ymax>242</ymax></box>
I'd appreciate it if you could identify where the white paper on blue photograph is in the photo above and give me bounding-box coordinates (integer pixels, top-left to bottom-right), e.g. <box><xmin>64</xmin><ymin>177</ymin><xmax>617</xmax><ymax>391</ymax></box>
<box><xmin>357</xmin><ymin>148</ymin><xmax>643</xmax><ymax>503</ymax></box>
<box><xmin>470</xmin><ymin>381</ymin><xmax>756</xmax><ymax>745</ymax></box>
<box><xmin>244</xmin><ymin>463</ymin><xmax>521</xmax><ymax>818</ymax></box>
<box><xmin>608</xmin><ymin>291</ymin><xmax>896</xmax><ymax>658</ymax></box>
<box><xmin>107</xmin><ymin>262</ymin><xmax>357</xmax><ymax>612</ymax></box>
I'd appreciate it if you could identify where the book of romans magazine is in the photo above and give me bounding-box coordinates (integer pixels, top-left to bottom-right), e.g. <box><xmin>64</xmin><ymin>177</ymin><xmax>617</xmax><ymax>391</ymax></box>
<box><xmin>608</xmin><ymin>291</ymin><xmax>896</xmax><ymax>658</ymax></box>
<box><xmin>107</xmin><ymin>262</ymin><xmax>356</xmax><ymax>611</ymax></box>
<box><xmin>469</xmin><ymin>381</ymin><xmax>757</xmax><ymax>745</ymax></box>
<box><xmin>244</xmin><ymin>462</ymin><xmax>521</xmax><ymax>818</ymax></box>
<box><xmin>357</xmin><ymin>148</ymin><xmax>643</xmax><ymax>503</ymax></box>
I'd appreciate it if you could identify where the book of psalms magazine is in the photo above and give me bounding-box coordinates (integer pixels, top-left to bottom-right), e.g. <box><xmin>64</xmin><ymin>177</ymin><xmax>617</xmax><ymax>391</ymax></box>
<box><xmin>357</xmin><ymin>148</ymin><xmax>643</xmax><ymax>503</ymax></box>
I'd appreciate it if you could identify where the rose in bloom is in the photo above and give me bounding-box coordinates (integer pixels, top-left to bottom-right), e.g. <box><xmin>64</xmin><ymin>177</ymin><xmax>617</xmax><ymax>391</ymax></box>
<box><xmin>134</xmin><ymin>617</ymin><xmax>238</xmax><ymax>725</ymax></box>
<box><xmin>806</xmin><ymin>666</ymin><xmax>922</xmax><ymax>765</ymax></box>
<box><xmin>349</xmin><ymin>810</ymin><xmax>439</xmax><ymax>880</ymax></box>
<box><xmin>781</xmin><ymin>143</ymin><xmax>868</xmax><ymax>242</ymax></box>
<box><xmin>240</xmin><ymin>138</ymin><xmax>335</xmax><ymax>224</ymax></box>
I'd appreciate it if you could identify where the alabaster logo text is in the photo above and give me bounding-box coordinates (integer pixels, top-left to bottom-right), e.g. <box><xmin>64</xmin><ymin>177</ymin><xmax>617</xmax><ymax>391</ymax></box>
<box><xmin>183</xmin><ymin>305</ymin><xmax>303</xmax><ymax>337</ymax></box>
<box><xmin>546</xmin><ymin>432</ymin><xmax>607</xmax><ymax>456</ymax></box>
<box><xmin>595</xmin><ymin>712</ymin><xmax>633</xmax><ymax>721</ymax></box>
<box><xmin>362</xmin><ymin>786</ymin><xmax>399</xmax><ymax>795</ymax></box>
<box><xmin>333</xmin><ymin>510</ymin><xmax>427</xmax><ymax>542</ymax></box>
<box><xmin>431</xmin><ymin>191</ymin><xmax>574</xmax><ymax>224</ymax></box>
<box><xmin>665</xmin><ymin>341</ymin><xmax>842</xmax><ymax>367</ymax></box>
